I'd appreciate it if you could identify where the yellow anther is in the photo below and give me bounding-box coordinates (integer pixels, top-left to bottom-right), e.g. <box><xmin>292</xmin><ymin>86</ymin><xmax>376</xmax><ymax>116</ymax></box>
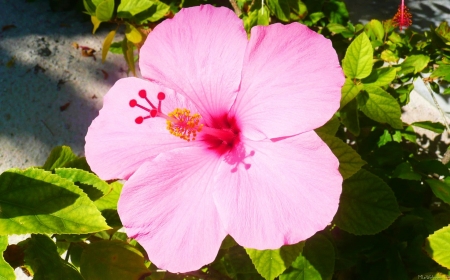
<box><xmin>166</xmin><ymin>108</ymin><xmax>203</xmax><ymax>141</ymax></box>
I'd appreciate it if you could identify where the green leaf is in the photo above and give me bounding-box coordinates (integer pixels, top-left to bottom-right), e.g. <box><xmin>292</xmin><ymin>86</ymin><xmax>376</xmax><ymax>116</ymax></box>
<box><xmin>431</xmin><ymin>63</ymin><xmax>450</xmax><ymax>82</ymax></box>
<box><xmin>95</xmin><ymin>0</ymin><xmax>114</xmax><ymax>22</ymax></box>
<box><xmin>117</xmin><ymin>0</ymin><xmax>154</xmax><ymax>17</ymax></box>
<box><xmin>55</xmin><ymin>168</ymin><xmax>111</xmax><ymax>197</ymax></box>
<box><xmin>245</xmin><ymin>6</ymin><xmax>270</xmax><ymax>32</ymax></box>
<box><xmin>280</xmin><ymin>234</ymin><xmax>334</xmax><ymax>280</ymax></box>
<box><xmin>83</xmin><ymin>0</ymin><xmax>96</xmax><ymax>14</ymax></box>
<box><xmin>0</xmin><ymin>168</ymin><xmax>110</xmax><ymax>235</ymax></box>
<box><xmin>340</xmin><ymin>99</ymin><xmax>360</xmax><ymax>136</ymax></box>
<box><xmin>365</xmin><ymin>19</ymin><xmax>384</xmax><ymax>42</ymax></box>
<box><xmin>412</xmin><ymin>121</ymin><xmax>446</xmax><ymax>134</ymax></box>
<box><xmin>109</xmin><ymin>41</ymin><xmax>123</xmax><ymax>54</ymax></box>
<box><xmin>0</xmin><ymin>236</ymin><xmax>15</xmax><ymax>280</ymax></box>
<box><xmin>399</xmin><ymin>55</ymin><xmax>430</xmax><ymax>75</ymax></box>
<box><xmin>24</xmin><ymin>234</ymin><xmax>83</xmax><ymax>280</ymax></box>
<box><xmin>246</xmin><ymin>242</ymin><xmax>304</xmax><ymax>280</ymax></box>
<box><xmin>317</xmin><ymin>134</ymin><xmax>366</xmax><ymax>179</ymax></box>
<box><xmin>392</xmin><ymin>162</ymin><xmax>421</xmax><ymax>181</ymax></box>
<box><xmin>42</xmin><ymin>145</ymin><xmax>77</xmax><ymax>171</ymax></box>
<box><xmin>267</xmin><ymin>0</ymin><xmax>290</xmax><ymax>22</ymax></box>
<box><xmin>380</xmin><ymin>49</ymin><xmax>398</xmax><ymax>63</ymax></box>
<box><xmin>134</xmin><ymin>1</ymin><xmax>170</xmax><ymax>23</ymax></box>
<box><xmin>340</xmin><ymin>78</ymin><xmax>363</xmax><ymax>108</ymax></box>
<box><xmin>327</xmin><ymin>23</ymin><xmax>349</xmax><ymax>34</ymax></box>
<box><xmin>358</xmin><ymin>86</ymin><xmax>403</xmax><ymax>129</ymax></box>
<box><xmin>122</xmin><ymin>38</ymin><xmax>136</xmax><ymax>76</ymax></box>
<box><xmin>91</xmin><ymin>15</ymin><xmax>101</xmax><ymax>34</ymax></box>
<box><xmin>333</xmin><ymin>169</ymin><xmax>401</xmax><ymax>235</ymax></box>
<box><xmin>314</xmin><ymin>115</ymin><xmax>340</xmax><ymax>136</ymax></box>
<box><xmin>125</xmin><ymin>23</ymin><xmax>143</xmax><ymax>44</ymax></box>
<box><xmin>425</xmin><ymin>225</ymin><xmax>450</xmax><ymax>269</ymax></box>
<box><xmin>102</xmin><ymin>29</ymin><xmax>116</xmax><ymax>63</ymax></box>
<box><xmin>362</xmin><ymin>67</ymin><xmax>397</xmax><ymax>87</ymax></box>
<box><xmin>94</xmin><ymin>181</ymin><xmax>122</xmax><ymax>211</ymax></box>
<box><xmin>80</xmin><ymin>240</ymin><xmax>151</xmax><ymax>279</ymax></box>
<box><xmin>426</xmin><ymin>179</ymin><xmax>450</xmax><ymax>205</ymax></box>
<box><xmin>342</xmin><ymin>32</ymin><xmax>373</xmax><ymax>79</ymax></box>
<box><xmin>435</xmin><ymin>21</ymin><xmax>450</xmax><ymax>43</ymax></box>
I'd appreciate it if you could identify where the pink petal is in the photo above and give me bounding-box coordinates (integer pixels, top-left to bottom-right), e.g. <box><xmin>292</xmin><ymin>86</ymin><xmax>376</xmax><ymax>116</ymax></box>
<box><xmin>118</xmin><ymin>147</ymin><xmax>226</xmax><ymax>273</ymax></box>
<box><xmin>231</xmin><ymin>23</ymin><xmax>344</xmax><ymax>140</ymax></box>
<box><xmin>85</xmin><ymin>77</ymin><xmax>201</xmax><ymax>180</ymax></box>
<box><xmin>213</xmin><ymin>131</ymin><xmax>342</xmax><ymax>249</ymax></box>
<box><xmin>139</xmin><ymin>5</ymin><xmax>247</xmax><ymax>125</ymax></box>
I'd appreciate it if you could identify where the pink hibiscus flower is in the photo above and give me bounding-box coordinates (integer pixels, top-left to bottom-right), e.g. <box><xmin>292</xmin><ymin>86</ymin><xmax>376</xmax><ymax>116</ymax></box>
<box><xmin>85</xmin><ymin>5</ymin><xmax>344</xmax><ymax>273</ymax></box>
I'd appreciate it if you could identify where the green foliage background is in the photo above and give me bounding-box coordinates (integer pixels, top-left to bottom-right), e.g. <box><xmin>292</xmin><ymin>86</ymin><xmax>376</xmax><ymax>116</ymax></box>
<box><xmin>3</xmin><ymin>0</ymin><xmax>450</xmax><ymax>279</ymax></box>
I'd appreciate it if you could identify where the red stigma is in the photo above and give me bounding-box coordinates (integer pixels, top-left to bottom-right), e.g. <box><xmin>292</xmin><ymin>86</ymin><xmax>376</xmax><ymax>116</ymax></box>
<box><xmin>392</xmin><ymin>0</ymin><xmax>412</xmax><ymax>30</ymax></box>
<box><xmin>150</xmin><ymin>109</ymin><xmax>157</xmax><ymax>117</ymax></box>
<box><xmin>157</xmin><ymin>92</ymin><xmax>165</xmax><ymax>100</ymax></box>
<box><xmin>129</xmin><ymin>99</ymin><xmax>137</xmax><ymax>107</ymax></box>
<box><xmin>138</xmin><ymin>89</ymin><xmax>147</xmax><ymax>98</ymax></box>
<box><xmin>135</xmin><ymin>116</ymin><xmax>143</xmax><ymax>124</ymax></box>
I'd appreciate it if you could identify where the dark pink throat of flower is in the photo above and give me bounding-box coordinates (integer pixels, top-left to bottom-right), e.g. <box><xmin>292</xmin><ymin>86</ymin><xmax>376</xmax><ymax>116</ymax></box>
<box><xmin>129</xmin><ymin>89</ymin><xmax>238</xmax><ymax>144</ymax></box>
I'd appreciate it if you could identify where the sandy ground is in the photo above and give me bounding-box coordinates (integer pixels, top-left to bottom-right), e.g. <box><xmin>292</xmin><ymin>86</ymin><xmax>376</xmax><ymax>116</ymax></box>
<box><xmin>0</xmin><ymin>0</ymin><xmax>449</xmax><ymax>279</ymax></box>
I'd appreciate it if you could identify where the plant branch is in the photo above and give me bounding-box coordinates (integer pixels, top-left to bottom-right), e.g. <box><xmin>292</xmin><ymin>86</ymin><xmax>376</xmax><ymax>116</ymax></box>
<box><xmin>229</xmin><ymin>0</ymin><xmax>242</xmax><ymax>16</ymax></box>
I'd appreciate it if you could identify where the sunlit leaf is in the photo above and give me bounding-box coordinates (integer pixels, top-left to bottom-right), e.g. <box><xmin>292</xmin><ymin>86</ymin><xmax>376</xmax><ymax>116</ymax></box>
<box><xmin>117</xmin><ymin>0</ymin><xmax>154</xmax><ymax>17</ymax></box>
<box><xmin>425</xmin><ymin>225</ymin><xmax>450</xmax><ymax>269</ymax></box>
<box><xmin>0</xmin><ymin>168</ymin><xmax>109</xmax><ymax>234</ymax></box>
<box><xmin>362</xmin><ymin>67</ymin><xmax>397</xmax><ymax>87</ymax></box>
<box><xmin>91</xmin><ymin>15</ymin><xmax>101</xmax><ymax>34</ymax></box>
<box><xmin>96</xmin><ymin>0</ymin><xmax>114</xmax><ymax>22</ymax></box>
<box><xmin>55</xmin><ymin>168</ymin><xmax>111</xmax><ymax>197</ymax></box>
<box><xmin>333</xmin><ymin>169</ymin><xmax>401</xmax><ymax>235</ymax></box>
<box><xmin>380</xmin><ymin>49</ymin><xmax>399</xmax><ymax>63</ymax></box>
<box><xmin>340</xmin><ymin>78</ymin><xmax>363</xmax><ymax>108</ymax></box>
<box><xmin>412</xmin><ymin>121</ymin><xmax>446</xmax><ymax>134</ymax></box>
<box><xmin>80</xmin><ymin>240</ymin><xmax>151</xmax><ymax>280</ymax></box>
<box><xmin>0</xmin><ymin>236</ymin><xmax>15</xmax><ymax>280</ymax></box>
<box><xmin>102</xmin><ymin>29</ymin><xmax>116</xmax><ymax>62</ymax></box>
<box><xmin>125</xmin><ymin>23</ymin><xmax>142</xmax><ymax>44</ymax></box>
<box><xmin>399</xmin><ymin>55</ymin><xmax>430</xmax><ymax>75</ymax></box>
<box><xmin>267</xmin><ymin>0</ymin><xmax>290</xmax><ymax>22</ymax></box>
<box><xmin>358</xmin><ymin>86</ymin><xmax>403</xmax><ymax>129</ymax></box>
<box><xmin>42</xmin><ymin>145</ymin><xmax>77</xmax><ymax>171</ymax></box>
<box><xmin>342</xmin><ymin>32</ymin><xmax>373</xmax><ymax>79</ymax></box>
<box><xmin>246</xmin><ymin>242</ymin><xmax>304</xmax><ymax>280</ymax></box>
<box><xmin>365</xmin><ymin>19</ymin><xmax>384</xmax><ymax>42</ymax></box>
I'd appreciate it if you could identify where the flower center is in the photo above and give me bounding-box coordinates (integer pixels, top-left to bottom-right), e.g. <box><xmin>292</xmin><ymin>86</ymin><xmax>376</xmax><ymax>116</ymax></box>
<box><xmin>129</xmin><ymin>89</ymin><xmax>239</xmax><ymax>144</ymax></box>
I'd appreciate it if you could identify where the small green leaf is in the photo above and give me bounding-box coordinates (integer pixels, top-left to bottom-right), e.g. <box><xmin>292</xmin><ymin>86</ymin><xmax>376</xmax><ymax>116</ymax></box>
<box><xmin>358</xmin><ymin>86</ymin><xmax>403</xmax><ymax>129</ymax></box>
<box><xmin>246</xmin><ymin>242</ymin><xmax>304</xmax><ymax>280</ymax></box>
<box><xmin>42</xmin><ymin>145</ymin><xmax>77</xmax><ymax>171</ymax></box>
<box><xmin>55</xmin><ymin>168</ymin><xmax>111</xmax><ymax>197</ymax></box>
<box><xmin>109</xmin><ymin>41</ymin><xmax>123</xmax><ymax>54</ymax></box>
<box><xmin>340</xmin><ymin>99</ymin><xmax>360</xmax><ymax>136</ymax></box>
<box><xmin>399</xmin><ymin>55</ymin><xmax>430</xmax><ymax>75</ymax></box>
<box><xmin>425</xmin><ymin>225</ymin><xmax>450</xmax><ymax>269</ymax></box>
<box><xmin>365</xmin><ymin>19</ymin><xmax>384</xmax><ymax>42</ymax></box>
<box><xmin>333</xmin><ymin>169</ymin><xmax>401</xmax><ymax>235</ymax></box>
<box><xmin>91</xmin><ymin>15</ymin><xmax>101</xmax><ymax>34</ymax></box>
<box><xmin>380</xmin><ymin>49</ymin><xmax>398</xmax><ymax>63</ymax></box>
<box><xmin>0</xmin><ymin>168</ymin><xmax>110</xmax><ymax>235</ymax></box>
<box><xmin>431</xmin><ymin>63</ymin><xmax>450</xmax><ymax>82</ymax></box>
<box><xmin>267</xmin><ymin>0</ymin><xmax>290</xmax><ymax>22</ymax></box>
<box><xmin>125</xmin><ymin>23</ymin><xmax>143</xmax><ymax>44</ymax></box>
<box><xmin>340</xmin><ymin>78</ymin><xmax>363</xmax><ymax>108</ymax></box>
<box><xmin>117</xmin><ymin>0</ymin><xmax>154</xmax><ymax>17</ymax></box>
<box><xmin>342</xmin><ymin>33</ymin><xmax>373</xmax><ymax>79</ymax></box>
<box><xmin>24</xmin><ymin>234</ymin><xmax>83</xmax><ymax>280</ymax></box>
<box><xmin>280</xmin><ymin>234</ymin><xmax>334</xmax><ymax>280</ymax></box>
<box><xmin>327</xmin><ymin>23</ymin><xmax>349</xmax><ymax>34</ymax></box>
<box><xmin>377</xmin><ymin>129</ymin><xmax>393</xmax><ymax>147</ymax></box>
<box><xmin>102</xmin><ymin>29</ymin><xmax>116</xmax><ymax>63</ymax></box>
<box><xmin>122</xmin><ymin>38</ymin><xmax>136</xmax><ymax>76</ymax></box>
<box><xmin>435</xmin><ymin>21</ymin><xmax>450</xmax><ymax>43</ymax></box>
<box><xmin>94</xmin><ymin>181</ymin><xmax>123</xmax><ymax>211</ymax></box>
<box><xmin>392</xmin><ymin>162</ymin><xmax>421</xmax><ymax>181</ymax></box>
<box><xmin>0</xmin><ymin>236</ymin><xmax>15</xmax><ymax>280</ymax></box>
<box><xmin>80</xmin><ymin>240</ymin><xmax>151</xmax><ymax>280</ymax></box>
<box><xmin>412</xmin><ymin>121</ymin><xmax>446</xmax><ymax>134</ymax></box>
<box><xmin>317</xmin><ymin>134</ymin><xmax>366</xmax><ymax>179</ymax></box>
<box><xmin>362</xmin><ymin>67</ymin><xmax>397</xmax><ymax>87</ymax></box>
<box><xmin>134</xmin><ymin>1</ymin><xmax>170</xmax><ymax>23</ymax></box>
<box><xmin>426</xmin><ymin>179</ymin><xmax>450</xmax><ymax>205</ymax></box>
<box><xmin>83</xmin><ymin>0</ymin><xmax>96</xmax><ymax>14</ymax></box>
<box><xmin>95</xmin><ymin>0</ymin><xmax>114</xmax><ymax>22</ymax></box>
<box><xmin>388</xmin><ymin>32</ymin><xmax>402</xmax><ymax>43</ymax></box>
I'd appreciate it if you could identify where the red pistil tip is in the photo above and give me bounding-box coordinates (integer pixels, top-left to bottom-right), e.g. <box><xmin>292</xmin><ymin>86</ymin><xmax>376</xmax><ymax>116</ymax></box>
<box><xmin>392</xmin><ymin>3</ymin><xmax>412</xmax><ymax>30</ymax></box>
<box><xmin>135</xmin><ymin>116</ymin><xmax>144</xmax><ymax>124</ymax></box>
<box><xmin>157</xmin><ymin>92</ymin><xmax>166</xmax><ymax>100</ymax></box>
<box><xmin>138</xmin><ymin>89</ymin><xmax>147</xmax><ymax>98</ymax></box>
<box><xmin>129</xmin><ymin>99</ymin><xmax>137</xmax><ymax>107</ymax></box>
<box><xmin>150</xmin><ymin>109</ymin><xmax>157</xmax><ymax>117</ymax></box>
